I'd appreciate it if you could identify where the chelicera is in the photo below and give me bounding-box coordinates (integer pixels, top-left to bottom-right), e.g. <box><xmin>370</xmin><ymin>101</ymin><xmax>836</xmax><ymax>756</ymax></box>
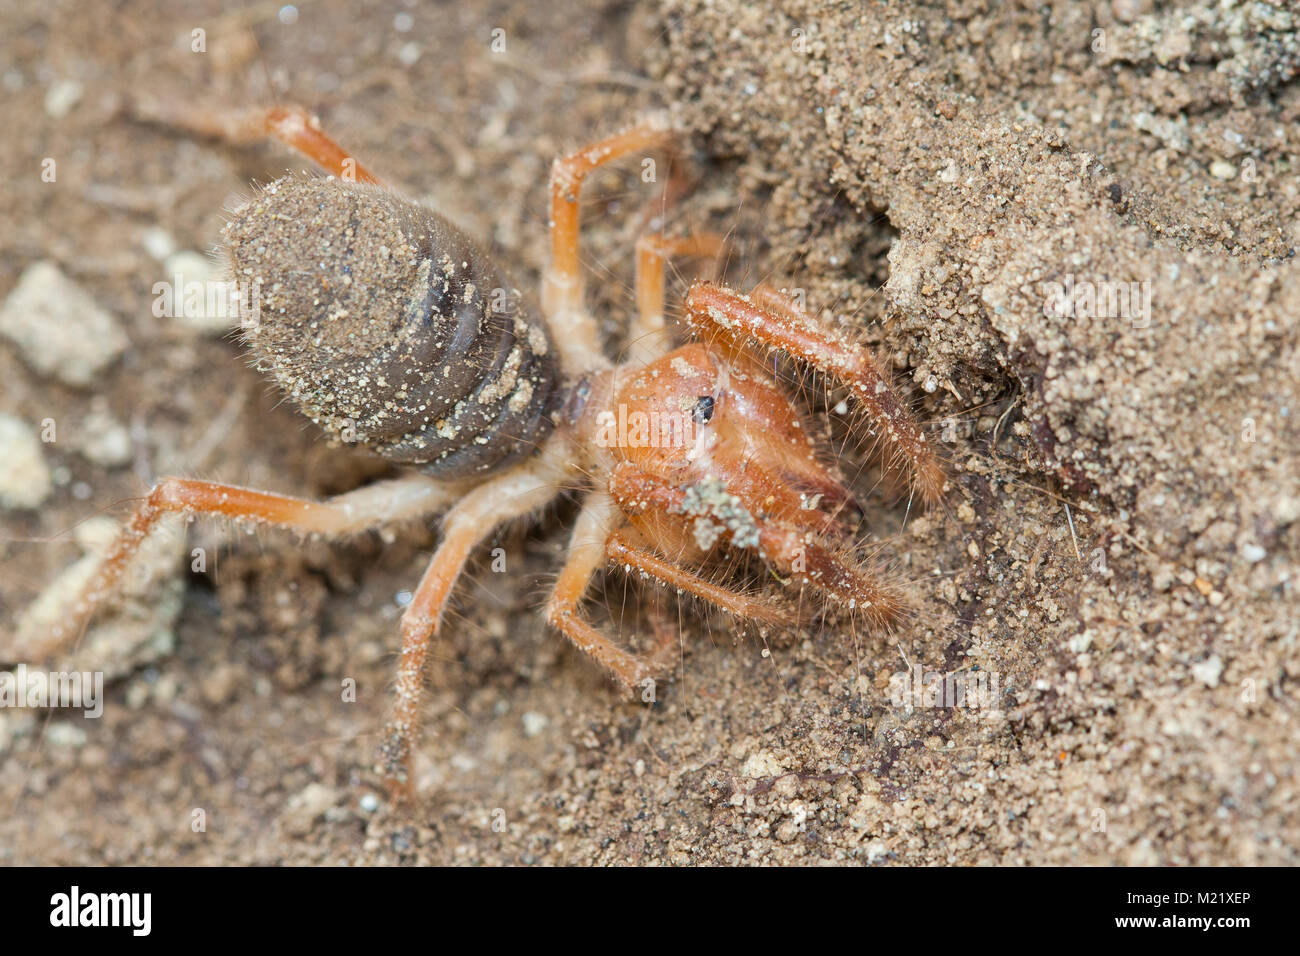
<box><xmin>39</xmin><ymin>105</ymin><xmax>945</xmax><ymax>800</ymax></box>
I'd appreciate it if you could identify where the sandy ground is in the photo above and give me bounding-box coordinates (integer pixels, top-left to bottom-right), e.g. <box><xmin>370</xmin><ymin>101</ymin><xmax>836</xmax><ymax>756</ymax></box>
<box><xmin>1</xmin><ymin>0</ymin><xmax>1296</xmax><ymax>865</ymax></box>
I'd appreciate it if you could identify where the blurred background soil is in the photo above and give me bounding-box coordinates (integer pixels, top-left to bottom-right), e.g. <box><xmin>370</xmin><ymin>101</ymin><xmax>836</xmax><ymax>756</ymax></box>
<box><xmin>1</xmin><ymin>0</ymin><xmax>1296</xmax><ymax>864</ymax></box>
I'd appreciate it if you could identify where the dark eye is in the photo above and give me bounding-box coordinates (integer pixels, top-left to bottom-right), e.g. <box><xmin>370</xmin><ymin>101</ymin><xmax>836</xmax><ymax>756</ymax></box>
<box><xmin>692</xmin><ymin>395</ymin><xmax>715</xmax><ymax>424</ymax></box>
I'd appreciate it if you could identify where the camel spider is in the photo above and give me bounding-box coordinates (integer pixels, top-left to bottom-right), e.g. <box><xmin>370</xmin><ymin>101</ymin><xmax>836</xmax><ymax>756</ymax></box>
<box><xmin>38</xmin><ymin>105</ymin><xmax>946</xmax><ymax>800</ymax></box>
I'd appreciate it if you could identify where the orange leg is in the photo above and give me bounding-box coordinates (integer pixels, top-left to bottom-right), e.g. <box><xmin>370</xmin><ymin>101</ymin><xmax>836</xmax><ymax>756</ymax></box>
<box><xmin>378</xmin><ymin>462</ymin><xmax>563</xmax><ymax>800</ymax></box>
<box><xmin>606</xmin><ymin>528</ymin><xmax>794</xmax><ymax>628</ymax></box>
<box><xmin>130</xmin><ymin>99</ymin><xmax>382</xmax><ymax>183</ymax></box>
<box><xmin>30</xmin><ymin>465</ymin><xmax>561</xmax><ymax>803</ymax></box>
<box><xmin>543</xmin><ymin>115</ymin><xmax>674</xmax><ymax>368</ymax></box>
<box><xmin>757</xmin><ymin>526</ymin><xmax>907</xmax><ymax>631</ymax></box>
<box><xmin>32</xmin><ymin>474</ymin><xmax>457</xmax><ymax>663</ymax></box>
<box><xmin>545</xmin><ymin>493</ymin><xmax>663</xmax><ymax>694</ymax></box>
<box><xmin>628</xmin><ymin>232</ymin><xmax>727</xmax><ymax>364</ymax></box>
<box><xmin>684</xmin><ymin>282</ymin><xmax>946</xmax><ymax>507</ymax></box>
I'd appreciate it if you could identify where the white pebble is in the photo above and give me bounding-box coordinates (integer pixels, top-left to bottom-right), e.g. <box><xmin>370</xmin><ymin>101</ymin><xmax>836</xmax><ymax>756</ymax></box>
<box><xmin>0</xmin><ymin>414</ymin><xmax>52</xmax><ymax>509</ymax></box>
<box><xmin>1191</xmin><ymin>655</ymin><xmax>1223</xmax><ymax>688</ymax></box>
<box><xmin>283</xmin><ymin>782</ymin><xmax>337</xmax><ymax>835</ymax></box>
<box><xmin>77</xmin><ymin>405</ymin><xmax>132</xmax><ymax>467</ymax></box>
<box><xmin>0</xmin><ymin>261</ymin><xmax>128</xmax><ymax>386</ymax></box>
<box><xmin>141</xmin><ymin>226</ymin><xmax>177</xmax><ymax>261</ymax></box>
<box><xmin>1209</xmin><ymin>160</ymin><xmax>1237</xmax><ymax>181</ymax></box>
<box><xmin>45</xmin><ymin>722</ymin><xmax>88</xmax><ymax>748</ymax></box>
<box><xmin>398</xmin><ymin>42</ymin><xmax>421</xmax><ymax>67</ymax></box>
<box><xmin>521</xmin><ymin>711</ymin><xmax>548</xmax><ymax>738</ymax></box>
<box><xmin>44</xmin><ymin>78</ymin><xmax>83</xmax><ymax>118</ymax></box>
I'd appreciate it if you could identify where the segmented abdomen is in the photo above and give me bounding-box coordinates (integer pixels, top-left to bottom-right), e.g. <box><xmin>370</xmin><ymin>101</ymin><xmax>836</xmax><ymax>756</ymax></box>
<box><xmin>222</xmin><ymin>178</ymin><xmax>558</xmax><ymax>478</ymax></box>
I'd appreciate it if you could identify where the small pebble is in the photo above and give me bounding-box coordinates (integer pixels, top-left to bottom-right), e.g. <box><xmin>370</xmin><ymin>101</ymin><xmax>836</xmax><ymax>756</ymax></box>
<box><xmin>45</xmin><ymin>723</ymin><xmax>88</xmax><ymax>748</ymax></box>
<box><xmin>43</xmin><ymin>78</ymin><xmax>83</xmax><ymax>118</ymax></box>
<box><xmin>283</xmin><ymin>782</ymin><xmax>337</xmax><ymax>836</ymax></box>
<box><xmin>200</xmin><ymin>664</ymin><xmax>242</xmax><ymax>707</ymax></box>
<box><xmin>0</xmin><ymin>261</ymin><xmax>128</xmax><ymax>386</ymax></box>
<box><xmin>1192</xmin><ymin>655</ymin><xmax>1223</xmax><ymax>688</ymax></box>
<box><xmin>398</xmin><ymin>42</ymin><xmax>421</xmax><ymax>67</ymax></box>
<box><xmin>141</xmin><ymin>226</ymin><xmax>177</xmax><ymax>261</ymax></box>
<box><xmin>521</xmin><ymin>711</ymin><xmax>548</xmax><ymax>738</ymax></box>
<box><xmin>1209</xmin><ymin>160</ymin><xmax>1237</xmax><ymax>181</ymax></box>
<box><xmin>77</xmin><ymin>404</ymin><xmax>132</xmax><ymax>467</ymax></box>
<box><xmin>741</xmin><ymin>750</ymin><xmax>784</xmax><ymax>778</ymax></box>
<box><xmin>0</xmin><ymin>415</ymin><xmax>52</xmax><ymax>509</ymax></box>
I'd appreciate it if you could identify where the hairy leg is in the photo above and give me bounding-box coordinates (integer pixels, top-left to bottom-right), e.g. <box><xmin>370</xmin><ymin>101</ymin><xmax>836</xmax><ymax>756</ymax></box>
<box><xmin>758</xmin><ymin>525</ymin><xmax>907</xmax><ymax>631</ymax></box>
<box><xmin>380</xmin><ymin>460</ymin><xmax>564</xmax><ymax>800</ymax></box>
<box><xmin>29</xmin><ymin>473</ymin><xmax>459</xmax><ymax>662</ymax></box>
<box><xmin>129</xmin><ymin>99</ymin><xmax>382</xmax><ymax>183</ymax></box>
<box><xmin>684</xmin><ymin>281</ymin><xmax>945</xmax><ymax>507</ymax></box>
<box><xmin>545</xmin><ymin>492</ymin><xmax>664</xmax><ymax>695</ymax></box>
<box><xmin>627</xmin><ymin>232</ymin><xmax>726</xmax><ymax>365</ymax></box>
<box><xmin>543</xmin><ymin>115</ymin><xmax>674</xmax><ymax>371</ymax></box>
<box><xmin>605</xmin><ymin>527</ymin><xmax>794</xmax><ymax>628</ymax></box>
